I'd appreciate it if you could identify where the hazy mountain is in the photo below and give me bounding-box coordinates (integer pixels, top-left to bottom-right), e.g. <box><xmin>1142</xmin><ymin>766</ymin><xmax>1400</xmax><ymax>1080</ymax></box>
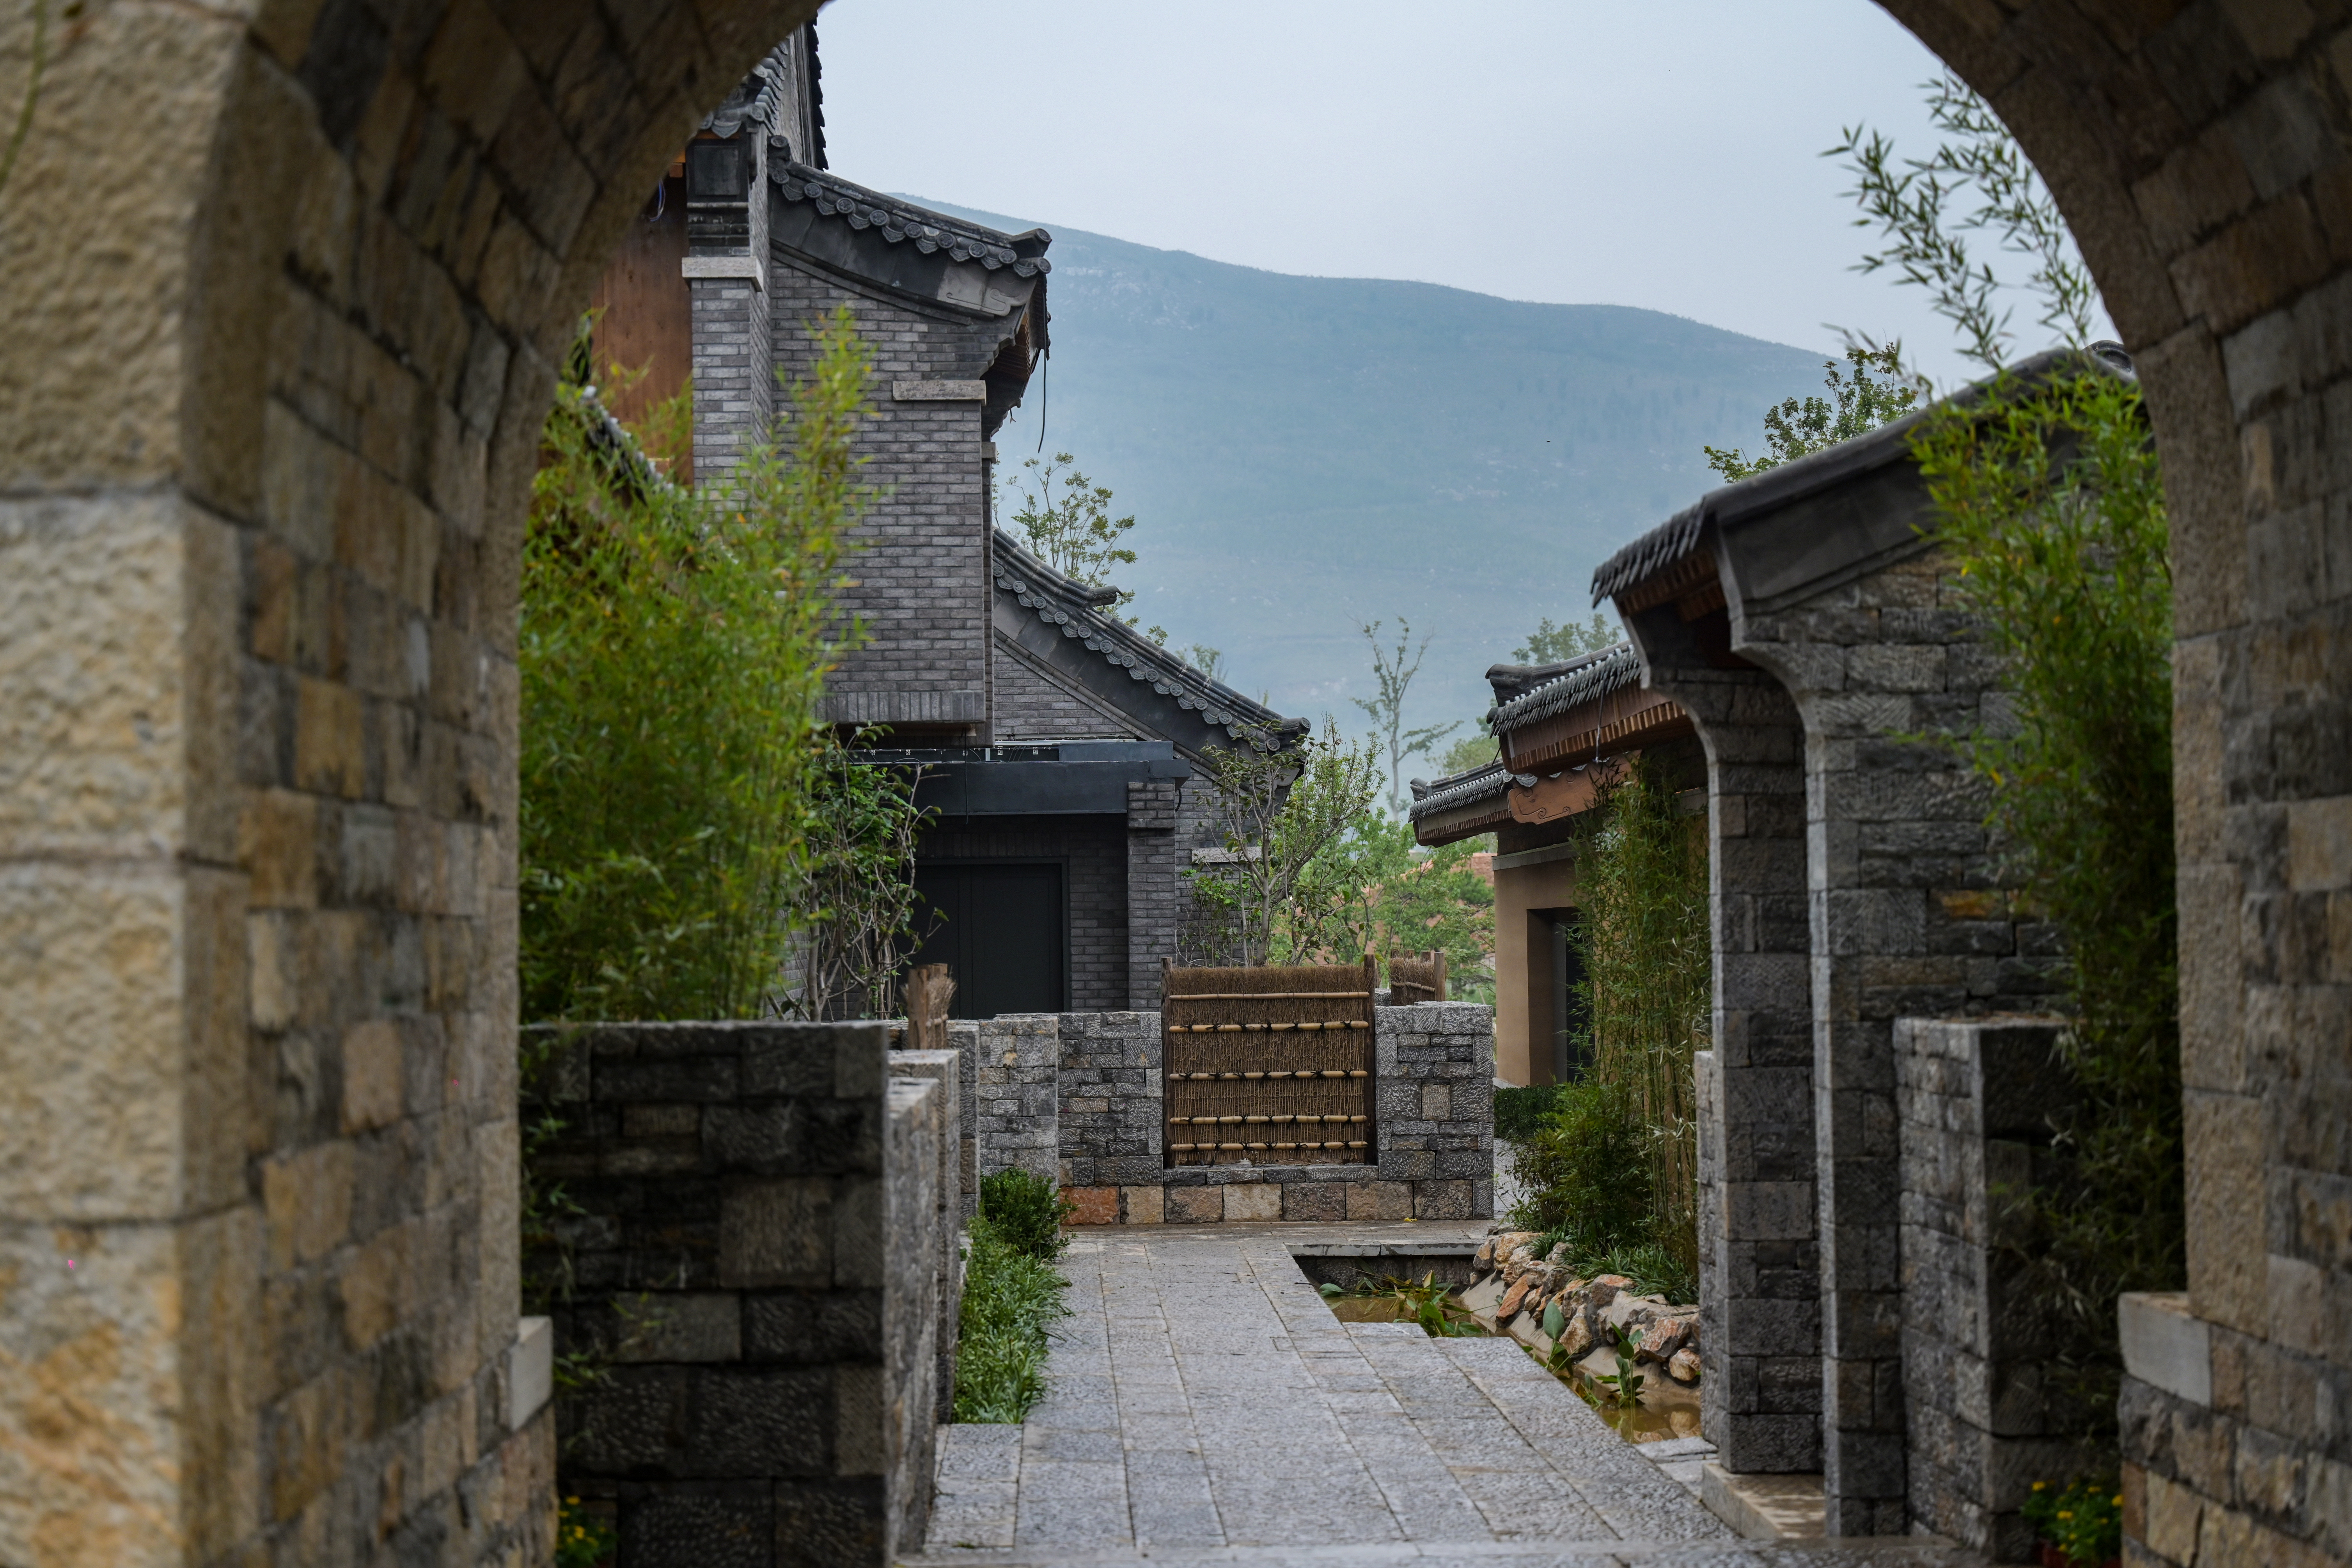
<box><xmin>906</xmin><ymin>201</ymin><xmax>1829</xmax><ymax>741</ymax></box>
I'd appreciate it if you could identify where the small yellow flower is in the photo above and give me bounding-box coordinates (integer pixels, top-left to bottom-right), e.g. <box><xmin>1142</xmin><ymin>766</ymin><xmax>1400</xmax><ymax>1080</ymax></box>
<box><xmin>566</xmin><ymin>1496</ymin><xmax>580</xmax><ymax>1505</ymax></box>
<box><xmin>2033</xmin><ymin>1483</ymin><xmax>2047</xmax><ymax>1492</ymax></box>
<box><xmin>2058</xmin><ymin>1511</ymin><xmax>2073</xmax><ymax>1520</ymax></box>
<box><xmin>2113</xmin><ymin>1496</ymin><xmax>2123</xmax><ymax>1507</ymax></box>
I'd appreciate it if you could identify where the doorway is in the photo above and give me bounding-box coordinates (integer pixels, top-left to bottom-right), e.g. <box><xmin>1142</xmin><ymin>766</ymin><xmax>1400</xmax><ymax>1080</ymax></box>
<box><xmin>910</xmin><ymin>861</ymin><xmax>1068</xmax><ymax>1018</ymax></box>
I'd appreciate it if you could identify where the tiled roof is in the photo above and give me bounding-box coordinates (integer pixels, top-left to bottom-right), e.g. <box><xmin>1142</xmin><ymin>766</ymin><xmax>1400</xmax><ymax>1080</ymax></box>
<box><xmin>573</xmin><ymin>382</ymin><xmax>677</xmax><ymax>499</ymax></box>
<box><xmin>991</xmin><ymin>532</ymin><xmax>1304</xmax><ymax>750</ymax></box>
<box><xmin>771</xmin><ymin>162</ymin><xmax>1051</xmax><ymax>277</ymax></box>
<box><xmin>703</xmin><ymin>41</ymin><xmax>795</xmax><ymax>139</ymax></box>
<box><xmin>1487</xmin><ymin>643</ymin><xmax>1642</xmax><ymax>734</ymax></box>
<box><xmin>1590</xmin><ymin>342</ymin><xmax>2137</xmax><ymax>607</ymax></box>
<box><xmin>1406</xmin><ymin>762</ymin><xmax>1510</xmax><ymax>824</ymax></box>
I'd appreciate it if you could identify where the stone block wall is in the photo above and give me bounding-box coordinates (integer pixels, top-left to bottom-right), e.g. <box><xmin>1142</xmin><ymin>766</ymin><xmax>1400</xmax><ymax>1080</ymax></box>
<box><xmin>947</xmin><ymin>1020</ymin><xmax>980</xmax><ymax>1219</ymax></box>
<box><xmin>528</xmin><ymin>1020</ymin><xmax>942</xmax><ymax>1567</ymax></box>
<box><xmin>889</xmin><ymin>1045</ymin><xmax>964</xmax><ymax>1416</ymax></box>
<box><xmin>974</xmin><ymin>1013</ymin><xmax>1060</xmax><ymax>1185</ymax></box>
<box><xmin>1055</xmin><ymin>1004</ymin><xmax>1496</xmax><ymax>1225</ymax></box>
<box><xmin>1895</xmin><ymin>1018</ymin><xmax>2091</xmax><ymax>1561</ymax></box>
<box><xmin>1057</xmin><ymin>1010</ymin><xmax>1163</xmax><ymax>1187</ymax></box>
<box><xmin>1734</xmin><ymin>544</ymin><xmax>2068</xmax><ymax>1533</ymax></box>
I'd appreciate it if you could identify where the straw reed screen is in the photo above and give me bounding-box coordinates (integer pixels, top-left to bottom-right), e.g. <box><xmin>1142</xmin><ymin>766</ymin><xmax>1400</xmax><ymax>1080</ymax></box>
<box><xmin>1388</xmin><ymin>950</ymin><xmax>1447</xmax><ymax>1005</ymax></box>
<box><xmin>1161</xmin><ymin>956</ymin><xmax>1377</xmax><ymax>1167</ymax></box>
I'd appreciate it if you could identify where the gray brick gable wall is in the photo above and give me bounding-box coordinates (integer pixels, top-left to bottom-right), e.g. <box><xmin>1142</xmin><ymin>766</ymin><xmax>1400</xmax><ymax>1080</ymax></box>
<box><xmin>993</xmin><ymin>630</ymin><xmax>1151</xmax><ymax>743</ymax></box>
<box><xmin>769</xmin><ymin>258</ymin><xmax>1001</xmax><ymax>730</ymax></box>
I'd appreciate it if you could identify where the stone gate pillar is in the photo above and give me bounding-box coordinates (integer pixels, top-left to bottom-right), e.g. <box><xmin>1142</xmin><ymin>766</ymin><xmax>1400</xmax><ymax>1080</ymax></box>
<box><xmin>1619</xmin><ymin>591</ymin><xmax>1824</xmax><ymax>1476</ymax></box>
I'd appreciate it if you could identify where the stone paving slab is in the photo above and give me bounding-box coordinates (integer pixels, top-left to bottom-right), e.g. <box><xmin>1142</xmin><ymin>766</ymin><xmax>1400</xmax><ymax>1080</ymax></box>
<box><xmin>903</xmin><ymin>1541</ymin><xmax>1983</xmax><ymax>1567</ymax></box>
<box><xmin>921</xmin><ymin>1222</ymin><xmax>1792</xmax><ymax>1563</ymax></box>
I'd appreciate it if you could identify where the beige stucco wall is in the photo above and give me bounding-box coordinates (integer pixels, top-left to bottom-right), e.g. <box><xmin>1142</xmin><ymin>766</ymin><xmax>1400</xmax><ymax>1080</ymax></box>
<box><xmin>1492</xmin><ymin>857</ymin><xmax>1575</xmax><ymax>1086</ymax></box>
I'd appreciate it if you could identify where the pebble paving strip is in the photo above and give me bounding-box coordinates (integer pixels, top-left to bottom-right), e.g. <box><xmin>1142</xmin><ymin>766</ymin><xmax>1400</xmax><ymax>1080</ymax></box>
<box><xmin>914</xmin><ymin>1223</ymin><xmax>1994</xmax><ymax>1566</ymax></box>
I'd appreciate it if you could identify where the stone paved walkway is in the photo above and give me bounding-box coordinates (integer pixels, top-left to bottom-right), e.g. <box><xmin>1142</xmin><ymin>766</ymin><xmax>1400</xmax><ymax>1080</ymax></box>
<box><xmin>909</xmin><ymin>1223</ymin><xmax>1978</xmax><ymax>1568</ymax></box>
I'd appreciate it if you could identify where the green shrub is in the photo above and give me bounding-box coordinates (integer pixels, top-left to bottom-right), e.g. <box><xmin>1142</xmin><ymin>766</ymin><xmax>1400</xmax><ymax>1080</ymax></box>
<box><xmin>1494</xmin><ymin>1084</ymin><xmax>1568</xmax><ymax>1145</ymax></box>
<box><xmin>1509</xmin><ymin>1078</ymin><xmax>1652</xmax><ymax>1254</ymax></box>
<box><xmin>1914</xmin><ymin>367</ymin><xmax>2182</xmax><ymax>1423</ymax></box>
<box><xmin>1567</xmin><ymin>753</ymin><xmax>1708</xmax><ymax>1286</ymax></box>
<box><xmin>519</xmin><ymin>310</ymin><xmax>872</xmax><ymax>1023</ymax></box>
<box><xmin>978</xmin><ymin>1168</ymin><xmax>1074</xmax><ymax>1261</ymax></box>
<box><xmin>953</xmin><ymin>1216</ymin><xmax>1070</xmax><ymax>1423</ymax></box>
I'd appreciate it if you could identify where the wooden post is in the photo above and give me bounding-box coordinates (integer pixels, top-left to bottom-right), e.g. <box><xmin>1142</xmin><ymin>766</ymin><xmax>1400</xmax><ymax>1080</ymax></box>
<box><xmin>1433</xmin><ymin>949</ymin><xmax>1447</xmax><ymax>1002</ymax></box>
<box><xmin>904</xmin><ymin>963</ymin><xmax>955</xmax><ymax>1052</ymax></box>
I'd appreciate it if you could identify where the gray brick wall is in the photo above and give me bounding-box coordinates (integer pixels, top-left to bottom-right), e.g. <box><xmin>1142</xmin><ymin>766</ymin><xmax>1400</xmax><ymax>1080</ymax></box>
<box><xmin>993</xmin><ymin>630</ymin><xmax>1151</xmax><ymax>741</ymax></box>
<box><xmin>525</xmin><ymin>1020</ymin><xmax>942</xmax><ymax>1566</ymax></box>
<box><xmin>1125</xmin><ymin>780</ymin><xmax>1181</xmax><ymax>1009</ymax></box>
<box><xmin>768</xmin><ymin>262</ymin><xmax>998</xmax><ymax>726</ymax></box>
<box><xmin>974</xmin><ymin>1014</ymin><xmax>1059</xmax><ymax>1185</ymax></box>
<box><xmin>919</xmin><ymin>813</ymin><xmax>1128</xmax><ymax>1010</ymax></box>
<box><xmin>1056</xmin><ymin>1011</ymin><xmax>1162</xmax><ymax>1187</ymax></box>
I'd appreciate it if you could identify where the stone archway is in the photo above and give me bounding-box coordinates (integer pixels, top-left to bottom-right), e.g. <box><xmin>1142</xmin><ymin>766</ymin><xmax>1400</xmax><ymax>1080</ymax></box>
<box><xmin>0</xmin><ymin>2</ymin><xmax>2333</xmax><ymax>1563</ymax></box>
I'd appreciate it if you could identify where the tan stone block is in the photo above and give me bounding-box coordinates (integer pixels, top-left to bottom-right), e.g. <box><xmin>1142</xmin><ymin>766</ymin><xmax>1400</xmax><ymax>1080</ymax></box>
<box><xmin>294</xmin><ymin>677</ymin><xmax>366</xmax><ymax>798</ymax></box>
<box><xmin>0</xmin><ymin>1219</ymin><xmax>207</xmax><ymax>1562</ymax></box>
<box><xmin>1347</xmin><ymin>1181</ymin><xmax>1414</xmax><ymax>1221</ymax></box>
<box><xmin>0</xmin><ymin>864</ymin><xmax>195</xmax><ymax>1216</ymax></box>
<box><xmin>0</xmin><ymin>0</ymin><xmax>242</xmax><ymax>488</ymax></box>
<box><xmin>1225</xmin><ymin>1183</ymin><xmax>1282</xmax><ymax>1223</ymax></box>
<box><xmin>1120</xmin><ymin>1185</ymin><xmax>1164</xmax><ymax>1224</ymax></box>
<box><xmin>1062</xmin><ymin>1186</ymin><xmax>1118</xmax><ymax>1226</ymax></box>
<box><xmin>241</xmin><ymin>788</ymin><xmax>321</xmax><ymax>909</ymax></box>
<box><xmin>264</xmin><ymin>1141</ymin><xmax>355</xmax><ymax>1270</ymax></box>
<box><xmin>1165</xmin><ymin>1185</ymin><xmax>1225</xmax><ymax>1225</ymax></box>
<box><xmin>270</xmin><ymin>1370</ymin><xmax>349</xmax><ymax>1522</ymax></box>
<box><xmin>341</xmin><ymin>1217</ymin><xmax>417</xmax><ymax>1351</ymax></box>
<box><xmin>2287</xmin><ymin>796</ymin><xmax>2352</xmax><ymax>890</ymax></box>
<box><xmin>2186</xmin><ymin>1091</ymin><xmax>2269</xmax><ymax>1334</ymax></box>
<box><xmin>473</xmin><ymin>1117</ymin><xmax>520</xmax><ymax>1362</ymax></box>
<box><xmin>2145</xmin><ymin>1469</ymin><xmax>2205</xmax><ymax>1563</ymax></box>
<box><xmin>2178</xmin><ymin>863</ymin><xmax>2246</xmax><ymax>1093</ymax></box>
<box><xmin>341</xmin><ymin>1019</ymin><xmax>404</xmax><ymax>1132</ymax></box>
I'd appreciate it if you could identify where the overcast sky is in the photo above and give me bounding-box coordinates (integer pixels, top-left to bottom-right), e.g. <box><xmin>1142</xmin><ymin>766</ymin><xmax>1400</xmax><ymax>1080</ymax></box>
<box><xmin>814</xmin><ymin>0</ymin><xmax>2107</xmax><ymax>393</ymax></box>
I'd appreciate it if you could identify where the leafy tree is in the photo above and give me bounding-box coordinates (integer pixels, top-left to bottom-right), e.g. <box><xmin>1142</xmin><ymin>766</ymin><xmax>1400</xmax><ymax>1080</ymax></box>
<box><xmin>520</xmin><ymin>311</ymin><xmax>871</xmax><ymax>1022</ymax></box>
<box><xmin>1185</xmin><ymin>644</ymin><xmax>1225</xmax><ymax>683</ymax></box>
<box><xmin>786</xmin><ymin>732</ymin><xmax>937</xmax><ymax>1021</ymax></box>
<box><xmin>1186</xmin><ymin>720</ymin><xmax>1381</xmax><ymax>966</ymax></box>
<box><xmin>1353</xmin><ymin>618</ymin><xmax>1458</xmax><ymax>815</ymax></box>
<box><xmin>1829</xmin><ymin>71</ymin><xmax>2100</xmax><ymax>375</ymax></box>
<box><xmin>1000</xmin><ymin>450</ymin><xmax>1167</xmax><ymax>639</ymax></box>
<box><xmin>1514</xmin><ymin>612</ymin><xmax>1620</xmax><ymax>663</ymax></box>
<box><xmin>1702</xmin><ymin>343</ymin><xmax>1921</xmax><ymax>482</ymax></box>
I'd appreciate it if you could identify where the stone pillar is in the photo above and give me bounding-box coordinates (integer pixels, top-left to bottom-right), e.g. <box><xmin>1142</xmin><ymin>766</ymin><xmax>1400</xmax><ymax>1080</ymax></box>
<box><xmin>947</xmin><ymin>1020</ymin><xmax>980</xmax><ymax>1220</ymax></box>
<box><xmin>1622</xmin><ymin>610</ymin><xmax>1822</xmax><ymax>1476</ymax></box>
<box><xmin>1375</xmin><ymin>1002</ymin><xmax>1498</xmax><ymax>1220</ymax></box>
<box><xmin>1125</xmin><ymin>779</ymin><xmax>1181</xmax><ymax>1008</ymax></box>
<box><xmin>1895</xmin><ymin>1017</ymin><xmax>2083</xmax><ymax>1561</ymax></box>
<box><xmin>974</xmin><ymin>1014</ymin><xmax>1059</xmax><ymax>1185</ymax></box>
<box><xmin>1056</xmin><ymin>1010</ymin><xmax>1162</xmax><ymax>1194</ymax></box>
<box><xmin>1732</xmin><ymin>549</ymin><xmax>2060</xmax><ymax>1534</ymax></box>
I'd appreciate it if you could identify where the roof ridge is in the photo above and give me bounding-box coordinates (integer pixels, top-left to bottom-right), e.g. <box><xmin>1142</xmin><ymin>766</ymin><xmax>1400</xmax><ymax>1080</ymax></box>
<box><xmin>1487</xmin><ymin>642</ymin><xmax>1642</xmax><ymax>733</ymax></box>
<box><xmin>990</xmin><ymin>530</ymin><xmax>1303</xmax><ymax>748</ymax></box>
<box><xmin>772</xmin><ymin>161</ymin><xmax>1052</xmax><ymax>277</ymax></box>
<box><xmin>1406</xmin><ymin>759</ymin><xmax>1511</xmax><ymax>823</ymax></box>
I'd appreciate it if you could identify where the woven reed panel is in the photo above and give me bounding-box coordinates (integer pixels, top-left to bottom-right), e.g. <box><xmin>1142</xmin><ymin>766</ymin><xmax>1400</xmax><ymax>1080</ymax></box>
<box><xmin>1160</xmin><ymin>957</ymin><xmax>1377</xmax><ymax>1167</ymax></box>
<box><xmin>1389</xmin><ymin>950</ymin><xmax>1447</xmax><ymax>1005</ymax></box>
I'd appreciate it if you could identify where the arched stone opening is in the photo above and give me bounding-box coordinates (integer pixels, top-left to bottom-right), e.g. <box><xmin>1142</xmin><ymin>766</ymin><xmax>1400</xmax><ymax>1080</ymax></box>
<box><xmin>0</xmin><ymin>1</ymin><xmax>2337</xmax><ymax>1563</ymax></box>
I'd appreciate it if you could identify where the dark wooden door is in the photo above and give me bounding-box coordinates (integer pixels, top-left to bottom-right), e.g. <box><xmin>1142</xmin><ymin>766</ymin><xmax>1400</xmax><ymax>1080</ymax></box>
<box><xmin>910</xmin><ymin>862</ymin><xmax>1066</xmax><ymax>1018</ymax></box>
